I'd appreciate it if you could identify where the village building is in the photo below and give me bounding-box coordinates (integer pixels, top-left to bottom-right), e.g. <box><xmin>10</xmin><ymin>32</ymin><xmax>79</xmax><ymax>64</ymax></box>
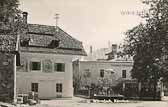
<box><xmin>16</xmin><ymin>12</ymin><xmax>86</xmax><ymax>99</ymax></box>
<box><xmin>73</xmin><ymin>60</ymin><xmax>133</xmax><ymax>88</ymax></box>
<box><xmin>73</xmin><ymin>44</ymin><xmax>133</xmax><ymax>95</ymax></box>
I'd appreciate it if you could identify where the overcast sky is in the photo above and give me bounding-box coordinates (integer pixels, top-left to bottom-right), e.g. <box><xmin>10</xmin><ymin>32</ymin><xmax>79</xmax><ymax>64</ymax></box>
<box><xmin>19</xmin><ymin>0</ymin><xmax>146</xmax><ymax>53</ymax></box>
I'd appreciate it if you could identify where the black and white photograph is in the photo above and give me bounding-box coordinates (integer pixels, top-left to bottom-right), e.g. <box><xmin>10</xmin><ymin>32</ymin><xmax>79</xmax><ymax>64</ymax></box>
<box><xmin>0</xmin><ymin>0</ymin><xmax>168</xmax><ymax>107</ymax></box>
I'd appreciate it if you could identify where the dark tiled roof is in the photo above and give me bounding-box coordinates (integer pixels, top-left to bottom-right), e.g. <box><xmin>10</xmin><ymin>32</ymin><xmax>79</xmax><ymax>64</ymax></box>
<box><xmin>20</xmin><ymin>24</ymin><xmax>86</xmax><ymax>56</ymax></box>
<box><xmin>0</xmin><ymin>35</ymin><xmax>16</xmax><ymax>52</ymax></box>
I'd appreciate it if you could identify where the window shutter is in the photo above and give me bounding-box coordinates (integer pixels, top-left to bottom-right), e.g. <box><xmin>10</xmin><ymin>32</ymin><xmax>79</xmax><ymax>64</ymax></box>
<box><xmin>62</xmin><ymin>64</ymin><xmax>65</xmax><ymax>72</ymax></box>
<box><xmin>25</xmin><ymin>60</ymin><xmax>28</xmax><ymax>72</ymax></box>
<box><xmin>54</xmin><ymin>63</ymin><xmax>57</xmax><ymax>72</ymax></box>
<box><xmin>37</xmin><ymin>62</ymin><xmax>41</xmax><ymax>70</ymax></box>
<box><xmin>29</xmin><ymin>61</ymin><xmax>32</xmax><ymax>71</ymax></box>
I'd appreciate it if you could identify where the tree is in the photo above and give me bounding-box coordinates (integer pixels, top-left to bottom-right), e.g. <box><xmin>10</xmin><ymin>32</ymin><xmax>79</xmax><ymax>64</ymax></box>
<box><xmin>0</xmin><ymin>0</ymin><xmax>24</xmax><ymax>35</ymax></box>
<box><xmin>124</xmin><ymin>0</ymin><xmax>168</xmax><ymax>99</ymax></box>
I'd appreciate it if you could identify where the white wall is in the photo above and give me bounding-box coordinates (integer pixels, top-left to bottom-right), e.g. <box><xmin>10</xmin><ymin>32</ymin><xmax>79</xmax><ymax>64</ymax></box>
<box><xmin>16</xmin><ymin>52</ymin><xmax>73</xmax><ymax>99</ymax></box>
<box><xmin>79</xmin><ymin>61</ymin><xmax>133</xmax><ymax>86</ymax></box>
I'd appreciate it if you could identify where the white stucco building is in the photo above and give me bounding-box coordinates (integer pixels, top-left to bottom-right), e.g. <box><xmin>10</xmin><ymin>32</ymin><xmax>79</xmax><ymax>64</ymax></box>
<box><xmin>16</xmin><ymin>12</ymin><xmax>86</xmax><ymax>99</ymax></box>
<box><xmin>73</xmin><ymin>44</ymin><xmax>133</xmax><ymax>89</ymax></box>
<box><xmin>73</xmin><ymin>60</ymin><xmax>133</xmax><ymax>88</ymax></box>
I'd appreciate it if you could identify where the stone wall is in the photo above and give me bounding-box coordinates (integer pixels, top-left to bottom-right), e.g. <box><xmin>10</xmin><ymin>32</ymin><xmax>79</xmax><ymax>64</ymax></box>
<box><xmin>0</xmin><ymin>53</ymin><xmax>15</xmax><ymax>102</ymax></box>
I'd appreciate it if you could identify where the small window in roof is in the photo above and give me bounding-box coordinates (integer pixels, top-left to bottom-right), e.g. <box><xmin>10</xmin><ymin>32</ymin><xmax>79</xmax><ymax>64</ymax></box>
<box><xmin>48</xmin><ymin>40</ymin><xmax>59</xmax><ymax>48</ymax></box>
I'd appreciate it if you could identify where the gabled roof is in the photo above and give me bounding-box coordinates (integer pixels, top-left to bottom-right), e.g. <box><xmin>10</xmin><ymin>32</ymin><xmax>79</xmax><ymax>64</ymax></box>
<box><xmin>0</xmin><ymin>35</ymin><xmax>16</xmax><ymax>52</ymax></box>
<box><xmin>20</xmin><ymin>24</ymin><xmax>86</xmax><ymax>56</ymax></box>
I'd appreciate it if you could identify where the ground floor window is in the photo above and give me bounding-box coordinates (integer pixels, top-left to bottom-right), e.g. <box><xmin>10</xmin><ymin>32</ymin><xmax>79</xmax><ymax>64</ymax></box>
<box><xmin>31</xmin><ymin>83</ymin><xmax>38</xmax><ymax>92</ymax></box>
<box><xmin>56</xmin><ymin>83</ymin><xmax>63</xmax><ymax>92</ymax></box>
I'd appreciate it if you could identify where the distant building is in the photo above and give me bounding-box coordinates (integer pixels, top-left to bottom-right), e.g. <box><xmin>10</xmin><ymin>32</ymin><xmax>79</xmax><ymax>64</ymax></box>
<box><xmin>83</xmin><ymin>44</ymin><xmax>132</xmax><ymax>61</ymax></box>
<box><xmin>73</xmin><ymin>44</ymin><xmax>133</xmax><ymax>93</ymax></box>
<box><xmin>73</xmin><ymin>60</ymin><xmax>133</xmax><ymax>89</ymax></box>
<box><xmin>84</xmin><ymin>47</ymin><xmax>111</xmax><ymax>61</ymax></box>
<box><xmin>16</xmin><ymin>12</ymin><xmax>86</xmax><ymax>99</ymax></box>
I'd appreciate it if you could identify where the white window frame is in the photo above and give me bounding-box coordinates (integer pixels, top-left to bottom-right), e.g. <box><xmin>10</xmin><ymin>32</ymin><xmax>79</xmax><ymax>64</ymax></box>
<box><xmin>31</xmin><ymin>83</ymin><xmax>38</xmax><ymax>92</ymax></box>
<box><xmin>56</xmin><ymin>83</ymin><xmax>63</xmax><ymax>93</ymax></box>
<box><xmin>54</xmin><ymin>63</ymin><xmax>65</xmax><ymax>72</ymax></box>
<box><xmin>30</xmin><ymin>59</ymin><xmax>42</xmax><ymax>72</ymax></box>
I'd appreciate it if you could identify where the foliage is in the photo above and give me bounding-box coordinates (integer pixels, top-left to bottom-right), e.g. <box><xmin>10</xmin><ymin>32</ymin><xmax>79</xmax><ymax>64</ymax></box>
<box><xmin>124</xmin><ymin>0</ymin><xmax>168</xmax><ymax>83</ymax></box>
<box><xmin>0</xmin><ymin>0</ymin><xmax>24</xmax><ymax>35</ymax></box>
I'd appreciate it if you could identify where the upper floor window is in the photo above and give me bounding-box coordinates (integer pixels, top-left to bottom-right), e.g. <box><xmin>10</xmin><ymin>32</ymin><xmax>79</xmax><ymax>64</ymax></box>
<box><xmin>122</xmin><ymin>70</ymin><xmax>126</xmax><ymax>78</ymax></box>
<box><xmin>30</xmin><ymin>61</ymin><xmax>41</xmax><ymax>71</ymax></box>
<box><xmin>100</xmin><ymin>69</ymin><xmax>104</xmax><ymax>78</ymax></box>
<box><xmin>54</xmin><ymin>63</ymin><xmax>65</xmax><ymax>72</ymax></box>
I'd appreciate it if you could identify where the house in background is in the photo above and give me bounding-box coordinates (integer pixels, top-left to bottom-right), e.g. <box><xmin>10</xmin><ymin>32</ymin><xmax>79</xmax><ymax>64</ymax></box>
<box><xmin>16</xmin><ymin>12</ymin><xmax>86</xmax><ymax>99</ymax></box>
<box><xmin>84</xmin><ymin>44</ymin><xmax>132</xmax><ymax>61</ymax></box>
<box><xmin>73</xmin><ymin>44</ymin><xmax>133</xmax><ymax>95</ymax></box>
<box><xmin>73</xmin><ymin>60</ymin><xmax>133</xmax><ymax>92</ymax></box>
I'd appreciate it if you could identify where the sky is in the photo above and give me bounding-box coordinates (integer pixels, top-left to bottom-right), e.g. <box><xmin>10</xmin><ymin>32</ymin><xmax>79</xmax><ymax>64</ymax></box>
<box><xmin>19</xmin><ymin>0</ymin><xmax>146</xmax><ymax>53</ymax></box>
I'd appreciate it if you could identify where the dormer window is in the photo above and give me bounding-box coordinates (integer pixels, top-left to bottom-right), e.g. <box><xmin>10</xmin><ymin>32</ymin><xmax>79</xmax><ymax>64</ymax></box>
<box><xmin>20</xmin><ymin>38</ymin><xmax>30</xmax><ymax>47</ymax></box>
<box><xmin>48</xmin><ymin>40</ymin><xmax>59</xmax><ymax>48</ymax></box>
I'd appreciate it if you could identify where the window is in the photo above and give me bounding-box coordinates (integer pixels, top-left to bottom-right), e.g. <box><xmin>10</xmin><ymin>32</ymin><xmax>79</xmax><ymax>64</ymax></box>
<box><xmin>31</xmin><ymin>83</ymin><xmax>38</xmax><ymax>92</ymax></box>
<box><xmin>49</xmin><ymin>40</ymin><xmax>59</xmax><ymax>48</ymax></box>
<box><xmin>30</xmin><ymin>61</ymin><xmax>41</xmax><ymax>71</ymax></box>
<box><xmin>54</xmin><ymin>63</ymin><xmax>65</xmax><ymax>72</ymax></box>
<box><xmin>56</xmin><ymin>83</ymin><xmax>62</xmax><ymax>92</ymax></box>
<box><xmin>122</xmin><ymin>70</ymin><xmax>126</xmax><ymax>78</ymax></box>
<box><xmin>100</xmin><ymin>69</ymin><xmax>104</xmax><ymax>78</ymax></box>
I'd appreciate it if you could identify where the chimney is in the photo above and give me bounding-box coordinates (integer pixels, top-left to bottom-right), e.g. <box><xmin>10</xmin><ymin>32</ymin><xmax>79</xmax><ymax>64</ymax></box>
<box><xmin>112</xmin><ymin>44</ymin><xmax>117</xmax><ymax>54</ymax></box>
<box><xmin>22</xmin><ymin>12</ymin><xmax>28</xmax><ymax>24</ymax></box>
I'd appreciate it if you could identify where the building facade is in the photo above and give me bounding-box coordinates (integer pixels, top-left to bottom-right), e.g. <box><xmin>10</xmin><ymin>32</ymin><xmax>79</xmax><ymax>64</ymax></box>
<box><xmin>73</xmin><ymin>43</ymin><xmax>133</xmax><ymax>89</ymax></box>
<box><xmin>73</xmin><ymin>60</ymin><xmax>133</xmax><ymax>89</ymax></box>
<box><xmin>16</xmin><ymin>12</ymin><xmax>86</xmax><ymax>99</ymax></box>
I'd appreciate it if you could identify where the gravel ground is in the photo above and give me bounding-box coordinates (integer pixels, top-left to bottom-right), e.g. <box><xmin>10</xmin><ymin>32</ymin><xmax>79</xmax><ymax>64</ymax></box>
<box><xmin>37</xmin><ymin>97</ymin><xmax>168</xmax><ymax>107</ymax></box>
